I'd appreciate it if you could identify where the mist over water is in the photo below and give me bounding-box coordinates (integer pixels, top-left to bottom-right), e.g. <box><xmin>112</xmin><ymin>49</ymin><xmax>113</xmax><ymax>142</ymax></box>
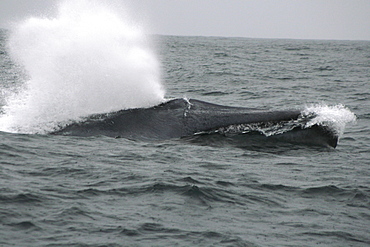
<box><xmin>0</xmin><ymin>0</ymin><xmax>164</xmax><ymax>133</ymax></box>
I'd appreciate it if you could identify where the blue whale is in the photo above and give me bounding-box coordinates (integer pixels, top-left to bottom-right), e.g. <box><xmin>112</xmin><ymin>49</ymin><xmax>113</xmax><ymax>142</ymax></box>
<box><xmin>51</xmin><ymin>98</ymin><xmax>338</xmax><ymax>148</ymax></box>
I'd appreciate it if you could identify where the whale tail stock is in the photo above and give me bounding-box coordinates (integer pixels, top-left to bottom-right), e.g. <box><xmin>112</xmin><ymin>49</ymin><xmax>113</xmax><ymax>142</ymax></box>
<box><xmin>51</xmin><ymin>98</ymin><xmax>339</xmax><ymax>148</ymax></box>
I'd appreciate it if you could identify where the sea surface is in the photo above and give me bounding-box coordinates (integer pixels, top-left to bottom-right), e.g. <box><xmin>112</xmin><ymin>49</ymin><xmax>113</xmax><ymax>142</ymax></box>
<box><xmin>1</xmin><ymin>29</ymin><xmax>370</xmax><ymax>246</ymax></box>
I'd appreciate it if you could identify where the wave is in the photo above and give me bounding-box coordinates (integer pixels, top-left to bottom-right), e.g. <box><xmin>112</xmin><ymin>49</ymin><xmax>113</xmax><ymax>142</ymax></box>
<box><xmin>0</xmin><ymin>192</ymin><xmax>44</xmax><ymax>204</ymax></box>
<box><xmin>118</xmin><ymin>223</ymin><xmax>252</xmax><ymax>246</ymax></box>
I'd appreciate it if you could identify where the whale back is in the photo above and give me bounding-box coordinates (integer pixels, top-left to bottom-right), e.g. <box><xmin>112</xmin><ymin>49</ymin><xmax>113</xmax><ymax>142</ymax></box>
<box><xmin>52</xmin><ymin>98</ymin><xmax>338</xmax><ymax>147</ymax></box>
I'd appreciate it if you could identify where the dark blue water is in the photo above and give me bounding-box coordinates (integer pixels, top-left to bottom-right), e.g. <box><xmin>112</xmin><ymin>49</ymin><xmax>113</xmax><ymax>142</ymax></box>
<box><xmin>1</xmin><ymin>29</ymin><xmax>370</xmax><ymax>246</ymax></box>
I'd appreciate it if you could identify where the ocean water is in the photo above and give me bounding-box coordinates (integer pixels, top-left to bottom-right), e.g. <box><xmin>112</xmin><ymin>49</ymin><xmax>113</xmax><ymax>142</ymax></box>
<box><xmin>1</xmin><ymin>3</ymin><xmax>370</xmax><ymax>247</ymax></box>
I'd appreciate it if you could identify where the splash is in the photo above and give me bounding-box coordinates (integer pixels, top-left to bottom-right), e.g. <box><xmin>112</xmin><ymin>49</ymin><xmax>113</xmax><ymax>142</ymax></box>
<box><xmin>196</xmin><ymin>103</ymin><xmax>356</xmax><ymax>140</ymax></box>
<box><xmin>0</xmin><ymin>0</ymin><xmax>165</xmax><ymax>134</ymax></box>
<box><xmin>303</xmin><ymin>104</ymin><xmax>356</xmax><ymax>137</ymax></box>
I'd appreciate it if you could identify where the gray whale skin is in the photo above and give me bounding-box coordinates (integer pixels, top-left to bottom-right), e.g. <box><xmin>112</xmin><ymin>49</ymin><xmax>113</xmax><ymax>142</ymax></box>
<box><xmin>51</xmin><ymin>98</ymin><xmax>338</xmax><ymax>148</ymax></box>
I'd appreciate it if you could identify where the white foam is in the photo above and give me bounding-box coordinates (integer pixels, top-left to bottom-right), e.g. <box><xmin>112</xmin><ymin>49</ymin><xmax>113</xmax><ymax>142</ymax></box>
<box><xmin>303</xmin><ymin>104</ymin><xmax>356</xmax><ymax>137</ymax></box>
<box><xmin>0</xmin><ymin>0</ymin><xmax>165</xmax><ymax>134</ymax></box>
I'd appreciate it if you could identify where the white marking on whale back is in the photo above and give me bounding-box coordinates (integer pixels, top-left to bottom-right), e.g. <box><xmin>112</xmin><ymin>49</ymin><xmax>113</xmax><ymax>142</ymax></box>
<box><xmin>183</xmin><ymin>97</ymin><xmax>193</xmax><ymax>117</ymax></box>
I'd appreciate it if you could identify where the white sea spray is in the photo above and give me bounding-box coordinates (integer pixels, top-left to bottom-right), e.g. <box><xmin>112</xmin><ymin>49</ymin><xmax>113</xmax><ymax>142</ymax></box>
<box><xmin>0</xmin><ymin>0</ymin><xmax>165</xmax><ymax>134</ymax></box>
<box><xmin>303</xmin><ymin>104</ymin><xmax>356</xmax><ymax>137</ymax></box>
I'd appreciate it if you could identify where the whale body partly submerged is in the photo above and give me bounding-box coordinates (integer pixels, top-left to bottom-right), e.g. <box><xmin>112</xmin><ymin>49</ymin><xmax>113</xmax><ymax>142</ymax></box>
<box><xmin>51</xmin><ymin>98</ymin><xmax>339</xmax><ymax>148</ymax></box>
